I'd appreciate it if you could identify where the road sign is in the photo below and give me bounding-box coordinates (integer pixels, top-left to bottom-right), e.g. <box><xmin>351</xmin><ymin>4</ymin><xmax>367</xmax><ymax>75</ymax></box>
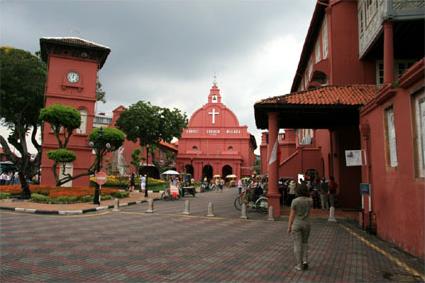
<box><xmin>95</xmin><ymin>171</ymin><xmax>107</xmax><ymax>185</ymax></box>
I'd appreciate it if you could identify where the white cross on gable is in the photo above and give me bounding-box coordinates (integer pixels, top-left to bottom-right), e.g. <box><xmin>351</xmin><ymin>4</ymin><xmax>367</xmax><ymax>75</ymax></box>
<box><xmin>208</xmin><ymin>108</ymin><xmax>220</xmax><ymax>124</ymax></box>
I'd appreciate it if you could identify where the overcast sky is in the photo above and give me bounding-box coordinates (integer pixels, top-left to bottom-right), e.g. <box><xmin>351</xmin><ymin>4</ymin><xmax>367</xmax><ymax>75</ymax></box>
<box><xmin>0</xmin><ymin>0</ymin><xmax>315</xmax><ymax>154</ymax></box>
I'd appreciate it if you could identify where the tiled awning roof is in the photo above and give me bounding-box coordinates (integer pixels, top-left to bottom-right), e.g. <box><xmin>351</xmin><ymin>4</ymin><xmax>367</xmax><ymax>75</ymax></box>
<box><xmin>254</xmin><ymin>85</ymin><xmax>379</xmax><ymax>129</ymax></box>
<box><xmin>257</xmin><ymin>85</ymin><xmax>378</xmax><ymax>106</ymax></box>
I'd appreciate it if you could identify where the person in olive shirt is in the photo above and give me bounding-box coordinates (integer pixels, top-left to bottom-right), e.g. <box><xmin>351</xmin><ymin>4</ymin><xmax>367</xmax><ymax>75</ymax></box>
<box><xmin>287</xmin><ymin>182</ymin><xmax>313</xmax><ymax>271</ymax></box>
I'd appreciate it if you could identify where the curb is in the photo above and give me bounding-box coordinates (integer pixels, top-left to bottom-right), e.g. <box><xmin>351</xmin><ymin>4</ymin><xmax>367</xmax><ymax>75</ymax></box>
<box><xmin>0</xmin><ymin>200</ymin><xmax>146</xmax><ymax>215</ymax></box>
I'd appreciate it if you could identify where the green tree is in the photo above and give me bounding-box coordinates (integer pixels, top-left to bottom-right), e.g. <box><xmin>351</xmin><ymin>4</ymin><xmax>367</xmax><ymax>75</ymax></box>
<box><xmin>131</xmin><ymin>148</ymin><xmax>142</xmax><ymax>174</ymax></box>
<box><xmin>116</xmin><ymin>101</ymin><xmax>187</xmax><ymax>169</ymax></box>
<box><xmin>89</xmin><ymin>127</ymin><xmax>125</xmax><ymax>204</ymax></box>
<box><xmin>39</xmin><ymin>104</ymin><xmax>81</xmax><ymax>185</ymax></box>
<box><xmin>96</xmin><ymin>78</ymin><xmax>106</xmax><ymax>103</ymax></box>
<box><xmin>0</xmin><ymin>47</ymin><xmax>46</xmax><ymax>198</ymax></box>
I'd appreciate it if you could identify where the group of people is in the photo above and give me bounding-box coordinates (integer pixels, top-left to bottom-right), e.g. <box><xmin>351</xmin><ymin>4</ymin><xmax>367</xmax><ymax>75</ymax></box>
<box><xmin>279</xmin><ymin>176</ymin><xmax>337</xmax><ymax>210</ymax></box>
<box><xmin>286</xmin><ymin>175</ymin><xmax>338</xmax><ymax>272</ymax></box>
<box><xmin>128</xmin><ymin>173</ymin><xmax>148</xmax><ymax>197</ymax></box>
<box><xmin>201</xmin><ymin>177</ymin><xmax>225</xmax><ymax>192</ymax></box>
<box><xmin>0</xmin><ymin>171</ymin><xmax>19</xmax><ymax>185</ymax></box>
<box><xmin>236</xmin><ymin>175</ymin><xmax>268</xmax><ymax>203</ymax></box>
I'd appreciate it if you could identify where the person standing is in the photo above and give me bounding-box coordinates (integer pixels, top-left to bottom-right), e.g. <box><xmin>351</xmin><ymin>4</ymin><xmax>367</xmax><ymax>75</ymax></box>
<box><xmin>319</xmin><ymin>177</ymin><xmax>329</xmax><ymax>210</ymax></box>
<box><xmin>140</xmin><ymin>175</ymin><xmax>146</xmax><ymax>193</ymax></box>
<box><xmin>287</xmin><ymin>179</ymin><xmax>297</xmax><ymax>206</ymax></box>
<box><xmin>237</xmin><ymin>179</ymin><xmax>243</xmax><ymax>194</ymax></box>
<box><xmin>129</xmin><ymin>173</ymin><xmax>136</xmax><ymax>192</ymax></box>
<box><xmin>144</xmin><ymin>175</ymin><xmax>149</xmax><ymax>197</ymax></box>
<box><xmin>328</xmin><ymin>176</ymin><xmax>338</xmax><ymax>208</ymax></box>
<box><xmin>287</xmin><ymin>183</ymin><xmax>313</xmax><ymax>271</ymax></box>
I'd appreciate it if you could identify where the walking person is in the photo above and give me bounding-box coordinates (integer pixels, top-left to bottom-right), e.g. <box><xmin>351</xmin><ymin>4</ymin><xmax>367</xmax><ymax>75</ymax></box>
<box><xmin>287</xmin><ymin>183</ymin><xmax>313</xmax><ymax>271</ymax></box>
<box><xmin>328</xmin><ymin>176</ymin><xmax>338</xmax><ymax>208</ymax></box>
<box><xmin>319</xmin><ymin>177</ymin><xmax>329</xmax><ymax>210</ymax></box>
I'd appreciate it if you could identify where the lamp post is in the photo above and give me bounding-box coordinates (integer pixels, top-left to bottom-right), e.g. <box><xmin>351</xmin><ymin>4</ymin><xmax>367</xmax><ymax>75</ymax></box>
<box><xmin>89</xmin><ymin>127</ymin><xmax>111</xmax><ymax>205</ymax></box>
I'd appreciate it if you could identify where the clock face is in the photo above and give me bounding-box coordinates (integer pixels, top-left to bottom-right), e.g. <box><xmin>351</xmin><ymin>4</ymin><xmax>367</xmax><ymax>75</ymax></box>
<box><xmin>67</xmin><ymin>71</ymin><xmax>80</xmax><ymax>83</ymax></box>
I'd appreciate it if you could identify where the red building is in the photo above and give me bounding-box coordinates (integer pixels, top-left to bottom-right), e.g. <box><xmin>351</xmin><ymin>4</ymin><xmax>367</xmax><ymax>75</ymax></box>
<box><xmin>39</xmin><ymin>37</ymin><xmax>110</xmax><ymax>187</ymax></box>
<box><xmin>255</xmin><ymin>0</ymin><xmax>424</xmax><ymax>258</ymax></box>
<box><xmin>176</xmin><ymin>82</ymin><xmax>256</xmax><ymax>181</ymax></box>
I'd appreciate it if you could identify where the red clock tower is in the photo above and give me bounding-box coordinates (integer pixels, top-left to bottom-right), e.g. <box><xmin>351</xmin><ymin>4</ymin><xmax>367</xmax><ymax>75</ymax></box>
<box><xmin>39</xmin><ymin>37</ymin><xmax>110</xmax><ymax>186</ymax></box>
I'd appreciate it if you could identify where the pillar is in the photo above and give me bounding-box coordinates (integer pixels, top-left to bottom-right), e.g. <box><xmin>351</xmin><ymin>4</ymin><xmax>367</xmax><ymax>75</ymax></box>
<box><xmin>267</xmin><ymin>112</ymin><xmax>281</xmax><ymax>217</ymax></box>
<box><xmin>383</xmin><ymin>21</ymin><xmax>394</xmax><ymax>85</ymax></box>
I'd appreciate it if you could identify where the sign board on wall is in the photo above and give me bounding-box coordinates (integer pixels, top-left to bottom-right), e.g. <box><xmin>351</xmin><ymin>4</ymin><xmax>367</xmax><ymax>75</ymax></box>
<box><xmin>345</xmin><ymin>150</ymin><xmax>366</xmax><ymax>166</ymax></box>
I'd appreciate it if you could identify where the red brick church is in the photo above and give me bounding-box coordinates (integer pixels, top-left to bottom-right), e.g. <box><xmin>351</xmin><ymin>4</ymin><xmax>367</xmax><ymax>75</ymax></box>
<box><xmin>176</xmin><ymin>82</ymin><xmax>256</xmax><ymax>181</ymax></box>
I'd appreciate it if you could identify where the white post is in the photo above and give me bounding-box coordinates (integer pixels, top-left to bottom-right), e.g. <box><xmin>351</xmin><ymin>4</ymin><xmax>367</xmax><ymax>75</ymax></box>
<box><xmin>207</xmin><ymin>201</ymin><xmax>215</xmax><ymax>217</ymax></box>
<box><xmin>146</xmin><ymin>198</ymin><xmax>154</xmax><ymax>213</ymax></box>
<box><xmin>182</xmin><ymin>199</ymin><xmax>190</xmax><ymax>215</ymax></box>
<box><xmin>328</xmin><ymin>206</ymin><xmax>337</xmax><ymax>222</ymax></box>
<box><xmin>240</xmin><ymin>203</ymin><xmax>248</xmax><ymax>219</ymax></box>
<box><xmin>112</xmin><ymin>198</ymin><xmax>120</xmax><ymax>212</ymax></box>
<box><xmin>268</xmin><ymin>206</ymin><xmax>274</xmax><ymax>221</ymax></box>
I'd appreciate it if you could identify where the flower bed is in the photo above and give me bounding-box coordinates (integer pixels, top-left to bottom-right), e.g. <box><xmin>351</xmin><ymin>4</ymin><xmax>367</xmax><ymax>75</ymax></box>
<box><xmin>0</xmin><ymin>185</ymin><xmax>129</xmax><ymax>204</ymax></box>
<box><xmin>89</xmin><ymin>175</ymin><xmax>167</xmax><ymax>191</ymax></box>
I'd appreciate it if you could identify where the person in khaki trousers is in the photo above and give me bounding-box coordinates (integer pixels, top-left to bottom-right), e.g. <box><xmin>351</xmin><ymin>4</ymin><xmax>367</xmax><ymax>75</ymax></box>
<box><xmin>288</xmin><ymin>182</ymin><xmax>313</xmax><ymax>271</ymax></box>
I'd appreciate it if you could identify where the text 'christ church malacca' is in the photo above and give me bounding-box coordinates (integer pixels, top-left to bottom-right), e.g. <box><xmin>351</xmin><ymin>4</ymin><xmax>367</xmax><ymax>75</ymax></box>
<box><xmin>176</xmin><ymin>81</ymin><xmax>257</xmax><ymax>181</ymax></box>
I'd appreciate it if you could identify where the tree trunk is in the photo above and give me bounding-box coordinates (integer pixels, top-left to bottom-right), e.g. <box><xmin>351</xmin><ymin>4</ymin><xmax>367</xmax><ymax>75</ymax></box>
<box><xmin>18</xmin><ymin>172</ymin><xmax>31</xmax><ymax>199</ymax></box>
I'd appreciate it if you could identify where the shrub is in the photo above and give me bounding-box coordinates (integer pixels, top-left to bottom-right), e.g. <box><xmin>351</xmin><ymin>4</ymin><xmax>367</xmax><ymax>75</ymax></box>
<box><xmin>101</xmin><ymin>194</ymin><xmax>112</xmax><ymax>201</ymax></box>
<box><xmin>52</xmin><ymin>196</ymin><xmax>79</xmax><ymax>204</ymax></box>
<box><xmin>47</xmin><ymin>148</ymin><xmax>76</xmax><ymax>163</ymax></box>
<box><xmin>79</xmin><ymin>195</ymin><xmax>93</xmax><ymax>202</ymax></box>
<box><xmin>31</xmin><ymin>193</ymin><xmax>50</xmax><ymax>203</ymax></box>
<box><xmin>110</xmin><ymin>191</ymin><xmax>129</xmax><ymax>198</ymax></box>
<box><xmin>0</xmin><ymin>192</ymin><xmax>11</xmax><ymax>199</ymax></box>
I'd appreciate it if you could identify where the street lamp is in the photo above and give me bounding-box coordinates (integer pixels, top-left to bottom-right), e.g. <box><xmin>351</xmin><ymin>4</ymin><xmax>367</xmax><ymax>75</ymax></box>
<box><xmin>88</xmin><ymin>127</ymin><xmax>111</xmax><ymax>205</ymax></box>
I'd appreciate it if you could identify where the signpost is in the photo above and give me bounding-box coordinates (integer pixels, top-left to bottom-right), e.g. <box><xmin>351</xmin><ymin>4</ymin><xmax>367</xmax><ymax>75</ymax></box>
<box><xmin>95</xmin><ymin>171</ymin><xmax>107</xmax><ymax>203</ymax></box>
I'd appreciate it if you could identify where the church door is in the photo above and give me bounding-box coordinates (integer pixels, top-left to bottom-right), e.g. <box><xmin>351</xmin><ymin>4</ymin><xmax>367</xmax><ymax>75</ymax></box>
<box><xmin>222</xmin><ymin>165</ymin><xmax>232</xmax><ymax>178</ymax></box>
<box><xmin>185</xmin><ymin>164</ymin><xmax>194</xmax><ymax>177</ymax></box>
<box><xmin>202</xmin><ymin>165</ymin><xmax>213</xmax><ymax>181</ymax></box>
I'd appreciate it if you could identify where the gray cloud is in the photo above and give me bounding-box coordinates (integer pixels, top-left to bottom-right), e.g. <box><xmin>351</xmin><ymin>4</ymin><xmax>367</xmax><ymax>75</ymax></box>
<box><xmin>1</xmin><ymin>0</ymin><xmax>315</xmax><ymax>152</ymax></box>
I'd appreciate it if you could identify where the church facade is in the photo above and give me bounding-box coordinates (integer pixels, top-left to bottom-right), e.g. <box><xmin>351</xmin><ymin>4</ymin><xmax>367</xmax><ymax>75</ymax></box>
<box><xmin>176</xmin><ymin>82</ymin><xmax>256</xmax><ymax>181</ymax></box>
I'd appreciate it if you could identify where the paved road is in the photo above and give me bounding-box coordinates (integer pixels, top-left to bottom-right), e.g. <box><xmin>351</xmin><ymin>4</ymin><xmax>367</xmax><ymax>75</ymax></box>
<box><xmin>1</xmin><ymin>189</ymin><xmax>424</xmax><ymax>282</ymax></box>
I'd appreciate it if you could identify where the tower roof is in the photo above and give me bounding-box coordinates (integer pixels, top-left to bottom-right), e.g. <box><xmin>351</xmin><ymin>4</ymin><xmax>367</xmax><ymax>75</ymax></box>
<box><xmin>40</xmin><ymin>37</ymin><xmax>111</xmax><ymax>69</ymax></box>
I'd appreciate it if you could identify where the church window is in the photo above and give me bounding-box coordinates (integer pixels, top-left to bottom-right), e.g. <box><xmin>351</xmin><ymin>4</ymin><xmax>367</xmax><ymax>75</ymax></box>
<box><xmin>315</xmin><ymin>37</ymin><xmax>321</xmax><ymax>63</ymax></box>
<box><xmin>227</xmin><ymin>146</ymin><xmax>233</xmax><ymax>151</ymax></box>
<box><xmin>322</xmin><ymin>16</ymin><xmax>328</xmax><ymax>59</ymax></box>
<box><xmin>192</xmin><ymin>146</ymin><xmax>198</xmax><ymax>151</ymax></box>
<box><xmin>76</xmin><ymin>108</ymin><xmax>88</xmax><ymax>134</ymax></box>
<box><xmin>413</xmin><ymin>90</ymin><xmax>425</xmax><ymax>177</ymax></box>
<box><xmin>385</xmin><ymin>107</ymin><xmax>398</xmax><ymax>167</ymax></box>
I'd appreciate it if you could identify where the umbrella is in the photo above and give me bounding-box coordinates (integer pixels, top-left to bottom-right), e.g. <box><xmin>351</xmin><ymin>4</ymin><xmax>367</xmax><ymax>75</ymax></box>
<box><xmin>161</xmin><ymin>170</ymin><xmax>180</xmax><ymax>175</ymax></box>
<box><xmin>226</xmin><ymin>174</ymin><xmax>237</xmax><ymax>178</ymax></box>
<box><xmin>213</xmin><ymin>174</ymin><xmax>221</xmax><ymax>178</ymax></box>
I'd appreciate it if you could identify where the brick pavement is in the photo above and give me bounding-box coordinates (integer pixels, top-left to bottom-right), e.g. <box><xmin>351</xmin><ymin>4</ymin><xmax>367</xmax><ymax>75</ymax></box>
<box><xmin>1</xmin><ymin>188</ymin><xmax>424</xmax><ymax>282</ymax></box>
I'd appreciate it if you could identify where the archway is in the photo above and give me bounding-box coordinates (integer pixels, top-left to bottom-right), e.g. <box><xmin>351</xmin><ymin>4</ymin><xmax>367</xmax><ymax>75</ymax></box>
<box><xmin>185</xmin><ymin>164</ymin><xmax>194</xmax><ymax>177</ymax></box>
<box><xmin>222</xmin><ymin>164</ymin><xmax>233</xmax><ymax>178</ymax></box>
<box><xmin>202</xmin><ymin>164</ymin><xmax>213</xmax><ymax>181</ymax></box>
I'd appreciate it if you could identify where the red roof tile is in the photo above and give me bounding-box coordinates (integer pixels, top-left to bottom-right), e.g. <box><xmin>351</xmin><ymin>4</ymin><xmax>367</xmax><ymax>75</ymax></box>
<box><xmin>256</xmin><ymin>85</ymin><xmax>378</xmax><ymax>106</ymax></box>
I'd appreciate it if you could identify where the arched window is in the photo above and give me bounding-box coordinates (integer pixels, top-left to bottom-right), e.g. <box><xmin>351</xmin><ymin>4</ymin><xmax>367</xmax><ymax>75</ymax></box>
<box><xmin>77</xmin><ymin>109</ymin><xmax>88</xmax><ymax>134</ymax></box>
<box><xmin>227</xmin><ymin>146</ymin><xmax>233</xmax><ymax>151</ymax></box>
<box><xmin>192</xmin><ymin>146</ymin><xmax>198</xmax><ymax>151</ymax></box>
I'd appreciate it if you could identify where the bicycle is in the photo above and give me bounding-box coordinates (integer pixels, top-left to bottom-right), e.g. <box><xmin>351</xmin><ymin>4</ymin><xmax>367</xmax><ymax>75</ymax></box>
<box><xmin>234</xmin><ymin>190</ymin><xmax>269</xmax><ymax>213</ymax></box>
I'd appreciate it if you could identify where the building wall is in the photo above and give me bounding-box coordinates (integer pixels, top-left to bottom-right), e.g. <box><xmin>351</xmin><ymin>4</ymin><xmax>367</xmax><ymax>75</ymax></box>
<box><xmin>360</xmin><ymin>63</ymin><xmax>425</xmax><ymax>259</ymax></box>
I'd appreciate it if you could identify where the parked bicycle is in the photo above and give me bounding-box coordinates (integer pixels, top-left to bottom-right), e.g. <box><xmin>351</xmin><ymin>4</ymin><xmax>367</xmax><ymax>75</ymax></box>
<box><xmin>234</xmin><ymin>189</ymin><xmax>269</xmax><ymax>213</ymax></box>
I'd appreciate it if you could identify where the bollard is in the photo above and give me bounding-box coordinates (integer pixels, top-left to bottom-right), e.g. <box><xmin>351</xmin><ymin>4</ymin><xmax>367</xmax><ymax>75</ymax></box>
<box><xmin>112</xmin><ymin>198</ymin><xmax>120</xmax><ymax>212</ymax></box>
<box><xmin>328</xmin><ymin>206</ymin><xmax>337</xmax><ymax>222</ymax></box>
<box><xmin>268</xmin><ymin>206</ymin><xmax>275</xmax><ymax>221</ymax></box>
<box><xmin>240</xmin><ymin>202</ymin><xmax>248</xmax><ymax>219</ymax></box>
<box><xmin>206</xmin><ymin>201</ymin><xmax>215</xmax><ymax>217</ymax></box>
<box><xmin>146</xmin><ymin>198</ymin><xmax>154</xmax><ymax>213</ymax></box>
<box><xmin>182</xmin><ymin>199</ymin><xmax>191</xmax><ymax>215</ymax></box>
